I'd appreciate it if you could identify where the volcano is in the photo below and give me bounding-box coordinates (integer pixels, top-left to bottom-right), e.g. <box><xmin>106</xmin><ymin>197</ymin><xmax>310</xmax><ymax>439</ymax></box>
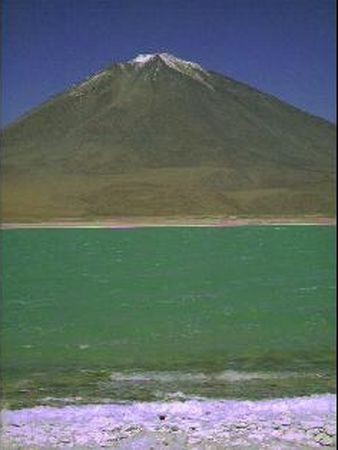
<box><xmin>2</xmin><ymin>53</ymin><xmax>336</xmax><ymax>220</ymax></box>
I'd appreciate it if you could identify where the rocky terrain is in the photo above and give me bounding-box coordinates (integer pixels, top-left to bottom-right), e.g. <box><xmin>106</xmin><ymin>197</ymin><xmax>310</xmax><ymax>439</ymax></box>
<box><xmin>1</xmin><ymin>394</ymin><xmax>336</xmax><ymax>449</ymax></box>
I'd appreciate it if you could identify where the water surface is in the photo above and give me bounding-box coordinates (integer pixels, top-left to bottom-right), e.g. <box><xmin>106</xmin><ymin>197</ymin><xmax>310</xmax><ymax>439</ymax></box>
<box><xmin>1</xmin><ymin>226</ymin><xmax>335</xmax><ymax>408</ymax></box>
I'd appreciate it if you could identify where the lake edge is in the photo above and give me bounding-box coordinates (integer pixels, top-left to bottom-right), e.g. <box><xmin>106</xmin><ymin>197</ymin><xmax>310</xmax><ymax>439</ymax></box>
<box><xmin>1</xmin><ymin>216</ymin><xmax>336</xmax><ymax>229</ymax></box>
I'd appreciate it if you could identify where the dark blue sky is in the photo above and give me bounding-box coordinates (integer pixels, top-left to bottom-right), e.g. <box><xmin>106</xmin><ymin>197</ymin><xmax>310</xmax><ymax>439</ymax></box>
<box><xmin>2</xmin><ymin>0</ymin><xmax>336</xmax><ymax>126</ymax></box>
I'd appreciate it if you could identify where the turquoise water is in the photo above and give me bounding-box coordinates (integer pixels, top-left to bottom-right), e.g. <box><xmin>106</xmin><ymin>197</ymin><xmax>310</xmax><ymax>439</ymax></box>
<box><xmin>1</xmin><ymin>226</ymin><xmax>336</xmax><ymax>408</ymax></box>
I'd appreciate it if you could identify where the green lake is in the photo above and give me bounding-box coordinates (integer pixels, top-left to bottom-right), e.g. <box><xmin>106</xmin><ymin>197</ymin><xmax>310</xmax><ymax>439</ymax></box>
<box><xmin>1</xmin><ymin>226</ymin><xmax>336</xmax><ymax>408</ymax></box>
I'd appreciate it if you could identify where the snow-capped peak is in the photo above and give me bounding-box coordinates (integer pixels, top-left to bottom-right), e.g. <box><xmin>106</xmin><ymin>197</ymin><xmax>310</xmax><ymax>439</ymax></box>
<box><xmin>130</xmin><ymin>53</ymin><xmax>212</xmax><ymax>88</ymax></box>
<box><xmin>133</xmin><ymin>54</ymin><xmax>158</xmax><ymax>64</ymax></box>
<box><xmin>131</xmin><ymin>53</ymin><xmax>204</xmax><ymax>71</ymax></box>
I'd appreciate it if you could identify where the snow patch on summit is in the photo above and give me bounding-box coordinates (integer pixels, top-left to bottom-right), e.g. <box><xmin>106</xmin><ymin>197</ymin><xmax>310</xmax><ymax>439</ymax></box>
<box><xmin>133</xmin><ymin>54</ymin><xmax>158</xmax><ymax>64</ymax></box>
<box><xmin>130</xmin><ymin>53</ymin><xmax>213</xmax><ymax>89</ymax></box>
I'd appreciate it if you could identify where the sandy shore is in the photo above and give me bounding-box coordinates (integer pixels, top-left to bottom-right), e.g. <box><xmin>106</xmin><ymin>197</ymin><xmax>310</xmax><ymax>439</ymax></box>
<box><xmin>1</xmin><ymin>394</ymin><xmax>336</xmax><ymax>449</ymax></box>
<box><xmin>1</xmin><ymin>216</ymin><xmax>336</xmax><ymax>229</ymax></box>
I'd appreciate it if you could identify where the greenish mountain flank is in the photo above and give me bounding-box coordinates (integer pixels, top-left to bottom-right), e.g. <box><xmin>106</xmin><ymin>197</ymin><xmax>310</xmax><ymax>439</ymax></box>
<box><xmin>2</xmin><ymin>53</ymin><xmax>336</xmax><ymax>220</ymax></box>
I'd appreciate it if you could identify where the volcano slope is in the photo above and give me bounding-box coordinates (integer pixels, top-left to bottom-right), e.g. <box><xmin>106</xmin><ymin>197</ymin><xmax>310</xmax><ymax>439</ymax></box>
<box><xmin>2</xmin><ymin>53</ymin><xmax>336</xmax><ymax>222</ymax></box>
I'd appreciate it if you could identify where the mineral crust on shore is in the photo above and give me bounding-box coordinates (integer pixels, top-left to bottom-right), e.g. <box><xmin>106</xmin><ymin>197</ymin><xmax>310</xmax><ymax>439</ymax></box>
<box><xmin>1</xmin><ymin>394</ymin><xmax>336</xmax><ymax>449</ymax></box>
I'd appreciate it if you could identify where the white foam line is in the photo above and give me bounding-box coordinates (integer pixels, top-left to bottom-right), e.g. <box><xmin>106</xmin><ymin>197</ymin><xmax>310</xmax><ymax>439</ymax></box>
<box><xmin>108</xmin><ymin>369</ymin><xmax>308</xmax><ymax>383</ymax></box>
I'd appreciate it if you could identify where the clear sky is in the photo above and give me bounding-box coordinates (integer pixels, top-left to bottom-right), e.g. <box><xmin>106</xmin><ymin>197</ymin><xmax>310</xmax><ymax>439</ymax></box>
<box><xmin>1</xmin><ymin>0</ymin><xmax>336</xmax><ymax>126</ymax></box>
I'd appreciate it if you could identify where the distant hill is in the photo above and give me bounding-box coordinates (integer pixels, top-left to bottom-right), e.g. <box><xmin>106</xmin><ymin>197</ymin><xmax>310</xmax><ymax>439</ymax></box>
<box><xmin>2</xmin><ymin>53</ymin><xmax>336</xmax><ymax>221</ymax></box>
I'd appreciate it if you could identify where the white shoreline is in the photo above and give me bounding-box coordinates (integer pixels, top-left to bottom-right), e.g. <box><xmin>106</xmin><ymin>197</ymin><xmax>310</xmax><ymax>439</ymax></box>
<box><xmin>1</xmin><ymin>222</ymin><xmax>336</xmax><ymax>230</ymax></box>
<box><xmin>1</xmin><ymin>394</ymin><xmax>336</xmax><ymax>449</ymax></box>
<box><xmin>1</xmin><ymin>215</ymin><xmax>335</xmax><ymax>229</ymax></box>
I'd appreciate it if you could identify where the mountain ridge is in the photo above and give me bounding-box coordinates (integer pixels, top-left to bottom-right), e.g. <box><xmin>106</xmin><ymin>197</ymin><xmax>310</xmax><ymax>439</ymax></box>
<box><xmin>4</xmin><ymin>53</ymin><xmax>335</xmax><ymax>129</ymax></box>
<box><xmin>2</xmin><ymin>52</ymin><xmax>336</xmax><ymax>131</ymax></box>
<box><xmin>2</xmin><ymin>53</ymin><xmax>336</xmax><ymax>220</ymax></box>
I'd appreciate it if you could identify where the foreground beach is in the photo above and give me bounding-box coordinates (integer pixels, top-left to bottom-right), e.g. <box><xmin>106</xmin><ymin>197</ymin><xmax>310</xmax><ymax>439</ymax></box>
<box><xmin>1</xmin><ymin>394</ymin><xmax>336</xmax><ymax>449</ymax></box>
